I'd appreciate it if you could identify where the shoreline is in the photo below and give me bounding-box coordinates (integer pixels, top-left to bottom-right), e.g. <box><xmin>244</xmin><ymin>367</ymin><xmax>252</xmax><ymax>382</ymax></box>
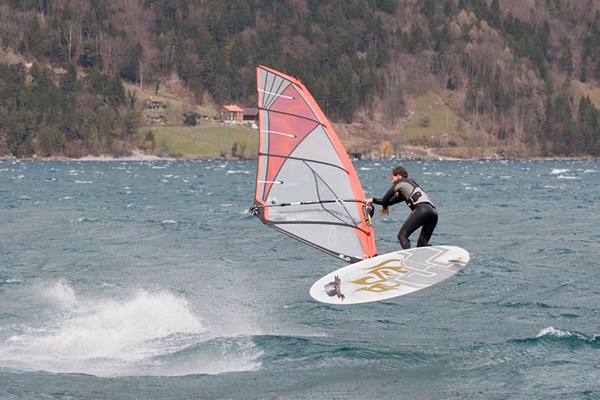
<box><xmin>0</xmin><ymin>148</ymin><xmax>597</xmax><ymax>163</ymax></box>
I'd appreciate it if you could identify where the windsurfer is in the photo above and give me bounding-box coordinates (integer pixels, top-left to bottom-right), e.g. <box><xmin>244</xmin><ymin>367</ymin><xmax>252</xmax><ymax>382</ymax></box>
<box><xmin>366</xmin><ymin>165</ymin><xmax>437</xmax><ymax>249</ymax></box>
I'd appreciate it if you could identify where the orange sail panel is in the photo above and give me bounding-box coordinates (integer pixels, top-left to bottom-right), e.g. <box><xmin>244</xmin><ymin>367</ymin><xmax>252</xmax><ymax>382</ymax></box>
<box><xmin>253</xmin><ymin>65</ymin><xmax>377</xmax><ymax>263</ymax></box>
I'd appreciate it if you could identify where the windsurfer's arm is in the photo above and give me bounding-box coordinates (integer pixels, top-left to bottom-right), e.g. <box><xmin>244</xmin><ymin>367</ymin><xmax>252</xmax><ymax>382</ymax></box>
<box><xmin>367</xmin><ymin>186</ymin><xmax>397</xmax><ymax>216</ymax></box>
<box><xmin>370</xmin><ymin>186</ymin><xmax>400</xmax><ymax>209</ymax></box>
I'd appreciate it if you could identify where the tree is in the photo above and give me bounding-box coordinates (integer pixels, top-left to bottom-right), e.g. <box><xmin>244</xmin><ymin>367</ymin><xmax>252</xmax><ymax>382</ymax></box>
<box><xmin>157</xmin><ymin>31</ymin><xmax>176</xmax><ymax>73</ymax></box>
<box><xmin>144</xmin><ymin>130</ymin><xmax>156</xmax><ymax>150</ymax></box>
<box><xmin>489</xmin><ymin>0</ymin><xmax>501</xmax><ymax>28</ymax></box>
<box><xmin>5</xmin><ymin>110</ymin><xmax>35</xmax><ymax>157</ymax></box>
<box><xmin>27</xmin><ymin>16</ymin><xmax>45</xmax><ymax>59</ymax></box>
<box><xmin>381</xmin><ymin>65</ymin><xmax>405</xmax><ymax>127</ymax></box>
<box><xmin>559</xmin><ymin>35</ymin><xmax>573</xmax><ymax>76</ymax></box>
<box><xmin>120</xmin><ymin>42</ymin><xmax>144</xmax><ymax>83</ymax></box>
<box><xmin>123</xmin><ymin>111</ymin><xmax>141</xmax><ymax>138</ymax></box>
<box><xmin>183</xmin><ymin>113</ymin><xmax>197</xmax><ymax>126</ymax></box>
<box><xmin>29</xmin><ymin>62</ymin><xmax>58</xmax><ymax>125</ymax></box>
<box><xmin>40</xmin><ymin>126</ymin><xmax>65</xmax><ymax>156</ymax></box>
<box><xmin>380</xmin><ymin>140</ymin><xmax>391</xmax><ymax>158</ymax></box>
<box><xmin>407</xmin><ymin>24</ymin><xmax>427</xmax><ymax>54</ymax></box>
<box><xmin>79</xmin><ymin>38</ymin><xmax>100</xmax><ymax>68</ymax></box>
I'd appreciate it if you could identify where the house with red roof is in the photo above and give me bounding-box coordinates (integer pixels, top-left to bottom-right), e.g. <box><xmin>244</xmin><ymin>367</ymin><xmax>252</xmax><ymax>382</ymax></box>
<box><xmin>218</xmin><ymin>104</ymin><xmax>245</xmax><ymax>123</ymax></box>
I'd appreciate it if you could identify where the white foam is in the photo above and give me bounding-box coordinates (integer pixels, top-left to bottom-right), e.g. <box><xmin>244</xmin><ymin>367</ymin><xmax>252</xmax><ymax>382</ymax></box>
<box><xmin>42</xmin><ymin>280</ymin><xmax>78</xmax><ymax>308</ymax></box>
<box><xmin>0</xmin><ymin>282</ymin><xmax>262</xmax><ymax>377</ymax></box>
<box><xmin>536</xmin><ymin>326</ymin><xmax>569</xmax><ymax>338</ymax></box>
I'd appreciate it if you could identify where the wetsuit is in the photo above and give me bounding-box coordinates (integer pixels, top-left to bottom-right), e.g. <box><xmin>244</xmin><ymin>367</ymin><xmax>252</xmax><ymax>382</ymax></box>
<box><xmin>372</xmin><ymin>177</ymin><xmax>437</xmax><ymax>249</ymax></box>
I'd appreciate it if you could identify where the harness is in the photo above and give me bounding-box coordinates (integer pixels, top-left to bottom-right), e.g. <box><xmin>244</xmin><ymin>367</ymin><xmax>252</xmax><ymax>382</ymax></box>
<box><xmin>394</xmin><ymin>178</ymin><xmax>434</xmax><ymax>209</ymax></box>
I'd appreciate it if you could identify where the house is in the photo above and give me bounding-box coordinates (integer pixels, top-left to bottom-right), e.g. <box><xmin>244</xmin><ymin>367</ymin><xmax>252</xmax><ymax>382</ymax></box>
<box><xmin>145</xmin><ymin>112</ymin><xmax>162</xmax><ymax>122</ymax></box>
<box><xmin>145</xmin><ymin>98</ymin><xmax>166</xmax><ymax>111</ymax></box>
<box><xmin>144</xmin><ymin>97</ymin><xmax>167</xmax><ymax>124</ymax></box>
<box><xmin>218</xmin><ymin>104</ymin><xmax>244</xmax><ymax>123</ymax></box>
<box><xmin>243</xmin><ymin>107</ymin><xmax>258</xmax><ymax>122</ymax></box>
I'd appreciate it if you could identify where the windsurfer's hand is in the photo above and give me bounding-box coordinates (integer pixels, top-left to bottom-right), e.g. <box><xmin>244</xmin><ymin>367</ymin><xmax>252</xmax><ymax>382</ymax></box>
<box><xmin>380</xmin><ymin>208</ymin><xmax>389</xmax><ymax>216</ymax></box>
<box><xmin>365</xmin><ymin>198</ymin><xmax>373</xmax><ymax>206</ymax></box>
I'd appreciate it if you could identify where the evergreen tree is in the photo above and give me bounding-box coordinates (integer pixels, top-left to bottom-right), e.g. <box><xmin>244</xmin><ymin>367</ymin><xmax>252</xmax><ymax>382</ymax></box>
<box><xmin>120</xmin><ymin>42</ymin><xmax>144</xmax><ymax>83</ymax></box>
<box><xmin>29</xmin><ymin>63</ymin><xmax>58</xmax><ymax>125</ymax></box>
<box><xmin>27</xmin><ymin>16</ymin><xmax>45</xmax><ymax>59</ymax></box>
<box><xmin>489</xmin><ymin>0</ymin><xmax>501</xmax><ymax>28</ymax></box>
<box><xmin>123</xmin><ymin>111</ymin><xmax>141</xmax><ymax>138</ymax></box>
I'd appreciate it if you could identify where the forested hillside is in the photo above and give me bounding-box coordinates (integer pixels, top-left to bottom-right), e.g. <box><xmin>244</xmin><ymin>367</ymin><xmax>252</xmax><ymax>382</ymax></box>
<box><xmin>1</xmin><ymin>0</ymin><xmax>600</xmax><ymax>158</ymax></box>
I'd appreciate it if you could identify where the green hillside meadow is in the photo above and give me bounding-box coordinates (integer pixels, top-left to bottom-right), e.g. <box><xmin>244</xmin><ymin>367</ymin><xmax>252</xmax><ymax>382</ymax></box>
<box><xmin>149</xmin><ymin>125</ymin><xmax>258</xmax><ymax>158</ymax></box>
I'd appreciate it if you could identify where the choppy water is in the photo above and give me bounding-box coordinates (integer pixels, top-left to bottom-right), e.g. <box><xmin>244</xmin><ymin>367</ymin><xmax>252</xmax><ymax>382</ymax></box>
<box><xmin>0</xmin><ymin>159</ymin><xmax>598</xmax><ymax>399</ymax></box>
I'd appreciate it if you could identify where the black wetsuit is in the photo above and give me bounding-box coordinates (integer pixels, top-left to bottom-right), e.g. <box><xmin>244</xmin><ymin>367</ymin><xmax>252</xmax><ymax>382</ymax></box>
<box><xmin>372</xmin><ymin>177</ymin><xmax>437</xmax><ymax>249</ymax></box>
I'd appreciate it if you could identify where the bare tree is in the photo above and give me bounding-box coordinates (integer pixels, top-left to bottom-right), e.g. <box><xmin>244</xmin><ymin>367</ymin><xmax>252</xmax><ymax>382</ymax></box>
<box><xmin>381</xmin><ymin>63</ymin><xmax>405</xmax><ymax>127</ymax></box>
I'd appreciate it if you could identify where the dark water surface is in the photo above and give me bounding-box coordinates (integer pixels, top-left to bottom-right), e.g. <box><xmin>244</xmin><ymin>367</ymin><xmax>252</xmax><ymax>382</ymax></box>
<box><xmin>0</xmin><ymin>159</ymin><xmax>598</xmax><ymax>399</ymax></box>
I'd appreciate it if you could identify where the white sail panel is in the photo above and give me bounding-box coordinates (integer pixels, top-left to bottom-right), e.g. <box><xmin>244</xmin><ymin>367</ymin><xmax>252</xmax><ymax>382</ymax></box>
<box><xmin>252</xmin><ymin>65</ymin><xmax>376</xmax><ymax>263</ymax></box>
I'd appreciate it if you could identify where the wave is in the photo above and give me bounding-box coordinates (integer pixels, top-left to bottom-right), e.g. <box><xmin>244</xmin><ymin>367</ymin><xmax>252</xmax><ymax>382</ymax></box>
<box><xmin>510</xmin><ymin>326</ymin><xmax>599</xmax><ymax>347</ymax></box>
<box><xmin>535</xmin><ymin>327</ymin><xmax>599</xmax><ymax>344</ymax></box>
<box><xmin>0</xmin><ymin>281</ymin><xmax>263</xmax><ymax>377</ymax></box>
<box><xmin>251</xmin><ymin>334</ymin><xmax>433</xmax><ymax>371</ymax></box>
<box><xmin>150</xmin><ymin>334</ymin><xmax>263</xmax><ymax>376</ymax></box>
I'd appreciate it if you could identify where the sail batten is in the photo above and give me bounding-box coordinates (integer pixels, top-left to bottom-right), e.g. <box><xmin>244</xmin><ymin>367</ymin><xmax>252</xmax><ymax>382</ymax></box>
<box><xmin>260</xmin><ymin>130</ymin><xmax>297</xmax><ymax>138</ymax></box>
<box><xmin>253</xmin><ymin>65</ymin><xmax>377</xmax><ymax>263</ymax></box>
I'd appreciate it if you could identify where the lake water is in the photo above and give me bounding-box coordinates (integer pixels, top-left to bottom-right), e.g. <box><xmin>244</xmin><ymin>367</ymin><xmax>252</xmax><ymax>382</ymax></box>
<box><xmin>0</xmin><ymin>159</ymin><xmax>598</xmax><ymax>399</ymax></box>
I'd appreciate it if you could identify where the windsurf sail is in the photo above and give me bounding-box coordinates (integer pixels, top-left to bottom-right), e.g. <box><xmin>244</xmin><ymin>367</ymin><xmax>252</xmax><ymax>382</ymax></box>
<box><xmin>251</xmin><ymin>65</ymin><xmax>377</xmax><ymax>263</ymax></box>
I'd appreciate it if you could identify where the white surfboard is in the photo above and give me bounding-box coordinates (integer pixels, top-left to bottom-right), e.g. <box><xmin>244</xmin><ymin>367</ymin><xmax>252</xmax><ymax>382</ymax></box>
<box><xmin>310</xmin><ymin>245</ymin><xmax>469</xmax><ymax>305</ymax></box>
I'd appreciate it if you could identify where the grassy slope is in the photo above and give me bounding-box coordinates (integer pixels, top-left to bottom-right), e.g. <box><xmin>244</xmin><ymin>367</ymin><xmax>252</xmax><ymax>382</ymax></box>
<box><xmin>402</xmin><ymin>92</ymin><xmax>466</xmax><ymax>140</ymax></box>
<box><xmin>124</xmin><ymin>82</ymin><xmax>217</xmax><ymax>119</ymax></box>
<box><xmin>401</xmin><ymin>92</ymin><xmax>505</xmax><ymax>158</ymax></box>
<box><xmin>339</xmin><ymin>91</ymin><xmax>497</xmax><ymax>158</ymax></box>
<box><xmin>149</xmin><ymin>125</ymin><xmax>258</xmax><ymax>158</ymax></box>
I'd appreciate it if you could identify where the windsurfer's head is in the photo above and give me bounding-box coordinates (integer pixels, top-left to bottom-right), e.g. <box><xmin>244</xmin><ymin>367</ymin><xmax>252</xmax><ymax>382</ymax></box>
<box><xmin>391</xmin><ymin>165</ymin><xmax>408</xmax><ymax>178</ymax></box>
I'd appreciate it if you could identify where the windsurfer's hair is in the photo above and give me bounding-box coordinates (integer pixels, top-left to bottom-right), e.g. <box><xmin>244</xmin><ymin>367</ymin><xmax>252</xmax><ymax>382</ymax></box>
<box><xmin>391</xmin><ymin>165</ymin><xmax>408</xmax><ymax>178</ymax></box>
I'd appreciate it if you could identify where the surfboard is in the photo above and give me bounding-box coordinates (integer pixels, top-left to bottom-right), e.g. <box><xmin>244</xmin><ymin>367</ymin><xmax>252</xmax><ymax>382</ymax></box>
<box><xmin>309</xmin><ymin>246</ymin><xmax>469</xmax><ymax>305</ymax></box>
